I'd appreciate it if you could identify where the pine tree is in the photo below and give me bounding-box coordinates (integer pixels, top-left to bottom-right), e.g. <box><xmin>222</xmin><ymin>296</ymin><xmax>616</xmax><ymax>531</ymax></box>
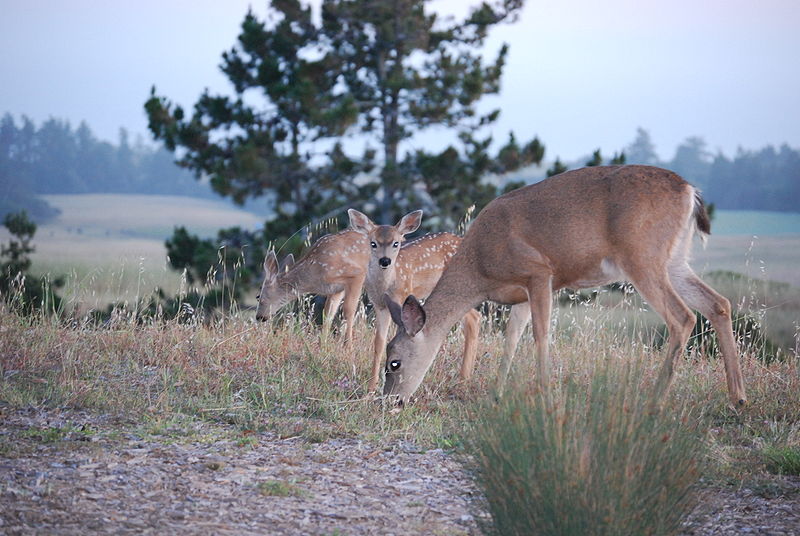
<box><xmin>546</xmin><ymin>158</ymin><xmax>567</xmax><ymax>177</ymax></box>
<box><xmin>585</xmin><ymin>149</ymin><xmax>602</xmax><ymax>167</ymax></box>
<box><xmin>609</xmin><ymin>151</ymin><xmax>626</xmax><ymax>165</ymax></box>
<box><xmin>145</xmin><ymin>0</ymin><xmax>533</xmax><ymax>230</ymax></box>
<box><xmin>145</xmin><ymin>3</ymin><xmax>363</xmax><ymax>240</ymax></box>
<box><xmin>321</xmin><ymin>0</ymin><xmax>525</xmax><ymax>222</ymax></box>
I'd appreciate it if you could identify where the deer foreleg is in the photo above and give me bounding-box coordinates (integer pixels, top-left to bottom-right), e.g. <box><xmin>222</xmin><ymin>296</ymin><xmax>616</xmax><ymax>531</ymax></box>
<box><xmin>458</xmin><ymin>309</ymin><xmax>481</xmax><ymax>380</ymax></box>
<box><xmin>368</xmin><ymin>307</ymin><xmax>392</xmax><ymax>392</ymax></box>
<box><xmin>322</xmin><ymin>291</ymin><xmax>344</xmax><ymax>341</ymax></box>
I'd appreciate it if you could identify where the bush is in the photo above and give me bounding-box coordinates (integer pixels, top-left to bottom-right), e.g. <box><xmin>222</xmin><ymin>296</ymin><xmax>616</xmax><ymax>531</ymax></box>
<box><xmin>1</xmin><ymin>211</ymin><xmax>63</xmax><ymax>315</ymax></box>
<box><xmin>462</xmin><ymin>361</ymin><xmax>706</xmax><ymax>536</ymax></box>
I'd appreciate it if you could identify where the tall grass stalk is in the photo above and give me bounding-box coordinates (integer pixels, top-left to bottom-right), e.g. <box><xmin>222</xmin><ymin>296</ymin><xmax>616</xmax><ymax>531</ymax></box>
<box><xmin>462</xmin><ymin>359</ymin><xmax>707</xmax><ymax>536</ymax></box>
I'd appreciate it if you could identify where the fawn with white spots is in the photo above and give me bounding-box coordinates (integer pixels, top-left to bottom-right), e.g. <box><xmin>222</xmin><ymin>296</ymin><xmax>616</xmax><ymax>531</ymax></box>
<box><xmin>256</xmin><ymin>230</ymin><xmax>368</xmax><ymax>346</ymax></box>
<box><xmin>382</xmin><ymin>165</ymin><xmax>747</xmax><ymax>408</ymax></box>
<box><xmin>348</xmin><ymin>209</ymin><xmax>532</xmax><ymax>393</ymax></box>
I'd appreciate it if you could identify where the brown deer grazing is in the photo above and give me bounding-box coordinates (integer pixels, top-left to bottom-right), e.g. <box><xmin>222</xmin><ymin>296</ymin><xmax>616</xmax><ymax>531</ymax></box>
<box><xmin>348</xmin><ymin>209</ymin><xmax>483</xmax><ymax>392</ymax></box>
<box><xmin>383</xmin><ymin>165</ymin><xmax>747</xmax><ymax>408</ymax></box>
<box><xmin>256</xmin><ymin>229</ymin><xmax>369</xmax><ymax>345</ymax></box>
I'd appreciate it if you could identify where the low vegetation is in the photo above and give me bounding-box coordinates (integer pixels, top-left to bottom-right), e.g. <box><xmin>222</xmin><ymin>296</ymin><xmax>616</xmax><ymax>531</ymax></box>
<box><xmin>463</xmin><ymin>362</ymin><xmax>707</xmax><ymax>536</ymax></box>
<box><xmin>1</xmin><ymin>268</ymin><xmax>798</xmax><ymax>534</ymax></box>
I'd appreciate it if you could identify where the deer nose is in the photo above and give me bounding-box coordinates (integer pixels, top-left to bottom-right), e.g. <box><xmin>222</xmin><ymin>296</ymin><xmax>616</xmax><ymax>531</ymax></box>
<box><xmin>379</xmin><ymin>257</ymin><xmax>391</xmax><ymax>268</ymax></box>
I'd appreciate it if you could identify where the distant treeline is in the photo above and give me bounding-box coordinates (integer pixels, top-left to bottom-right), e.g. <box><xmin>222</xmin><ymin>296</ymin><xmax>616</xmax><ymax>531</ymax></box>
<box><xmin>702</xmin><ymin>145</ymin><xmax>800</xmax><ymax>212</ymax></box>
<box><xmin>2</xmin><ymin>114</ymin><xmax>799</xmax><ymax>223</ymax></box>
<box><xmin>0</xmin><ymin>113</ymin><xmax>212</xmax><ymax>222</ymax></box>
<box><xmin>621</xmin><ymin>129</ymin><xmax>800</xmax><ymax>213</ymax></box>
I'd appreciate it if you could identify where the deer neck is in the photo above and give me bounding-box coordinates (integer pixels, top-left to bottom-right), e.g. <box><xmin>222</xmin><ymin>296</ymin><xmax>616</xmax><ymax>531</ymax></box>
<box><xmin>278</xmin><ymin>260</ymin><xmax>315</xmax><ymax>295</ymax></box>
<box><xmin>365</xmin><ymin>262</ymin><xmax>399</xmax><ymax>303</ymax></box>
<box><xmin>419</xmin><ymin>259</ymin><xmax>482</xmax><ymax>341</ymax></box>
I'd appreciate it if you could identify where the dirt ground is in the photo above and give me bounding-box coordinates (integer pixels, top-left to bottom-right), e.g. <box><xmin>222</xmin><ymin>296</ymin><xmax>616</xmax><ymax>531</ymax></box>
<box><xmin>2</xmin><ymin>407</ymin><xmax>799</xmax><ymax>535</ymax></box>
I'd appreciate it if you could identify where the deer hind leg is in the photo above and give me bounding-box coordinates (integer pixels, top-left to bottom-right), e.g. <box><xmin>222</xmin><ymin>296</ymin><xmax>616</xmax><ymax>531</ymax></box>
<box><xmin>669</xmin><ymin>265</ymin><xmax>747</xmax><ymax>406</ymax></box>
<box><xmin>626</xmin><ymin>265</ymin><xmax>696</xmax><ymax>403</ymax></box>
<box><xmin>322</xmin><ymin>291</ymin><xmax>344</xmax><ymax>341</ymax></box>
<box><xmin>368</xmin><ymin>307</ymin><xmax>392</xmax><ymax>392</ymax></box>
<box><xmin>458</xmin><ymin>309</ymin><xmax>481</xmax><ymax>381</ymax></box>
<box><xmin>495</xmin><ymin>302</ymin><xmax>531</xmax><ymax>396</ymax></box>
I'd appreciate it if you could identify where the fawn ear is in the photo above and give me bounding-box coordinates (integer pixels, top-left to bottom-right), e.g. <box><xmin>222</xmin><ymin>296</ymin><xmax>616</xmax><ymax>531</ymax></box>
<box><xmin>401</xmin><ymin>295</ymin><xmax>426</xmax><ymax>336</ymax></box>
<box><xmin>281</xmin><ymin>253</ymin><xmax>295</xmax><ymax>272</ymax></box>
<box><xmin>397</xmin><ymin>210</ymin><xmax>423</xmax><ymax>236</ymax></box>
<box><xmin>348</xmin><ymin>208</ymin><xmax>375</xmax><ymax>235</ymax></box>
<box><xmin>264</xmin><ymin>250</ymin><xmax>280</xmax><ymax>280</ymax></box>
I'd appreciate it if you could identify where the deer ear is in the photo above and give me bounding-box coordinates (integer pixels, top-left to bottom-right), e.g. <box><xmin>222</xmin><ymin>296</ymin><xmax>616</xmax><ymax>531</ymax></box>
<box><xmin>397</xmin><ymin>210</ymin><xmax>423</xmax><ymax>236</ymax></box>
<box><xmin>385</xmin><ymin>294</ymin><xmax>404</xmax><ymax>326</ymax></box>
<box><xmin>281</xmin><ymin>253</ymin><xmax>295</xmax><ymax>272</ymax></box>
<box><xmin>400</xmin><ymin>295</ymin><xmax>426</xmax><ymax>336</ymax></box>
<box><xmin>264</xmin><ymin>250</ymin><xmax>280</xmax><ymax>280</ymax></box>
<box><xmin>348</xmin><ymin>208</ymin><xmax>375</xmax><ymax>235</ymax></box>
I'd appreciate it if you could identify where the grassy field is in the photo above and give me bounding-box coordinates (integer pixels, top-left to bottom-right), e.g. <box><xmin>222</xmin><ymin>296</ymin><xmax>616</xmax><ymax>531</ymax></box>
<box><xmin>2</xmin><ymin>195</ymin><xmax>799</xmax><ymax>533</ymax></box>
<box><xmin>693</xmin><ymin>234</ymin><xmax>800</xmax><ymax>288</ymax></box>
<box><xmin>0</xmin><ymin>194</ymin><xmax>264</xmax><ymax>309</ymax></box>
<box><xmin>0</xmin><ymin>298</ymin><xmax>798</xmax><ymax>515</ymax></box>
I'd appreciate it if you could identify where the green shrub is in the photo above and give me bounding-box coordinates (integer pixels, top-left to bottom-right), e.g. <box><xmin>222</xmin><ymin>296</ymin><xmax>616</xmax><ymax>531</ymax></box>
<box><xmin>462</xmin><ymin>362</ymin><xmax>706</xmax><ymax>536</ymax></box>
<box><xmin>1</xmin><ymin>210</ymin><xmax>63</xmax><ymax>315</ymax></box>
<box><xmin>763</xmin><ymin>446</ymin><xmax>800</xmax><ymax>476</ymax></box>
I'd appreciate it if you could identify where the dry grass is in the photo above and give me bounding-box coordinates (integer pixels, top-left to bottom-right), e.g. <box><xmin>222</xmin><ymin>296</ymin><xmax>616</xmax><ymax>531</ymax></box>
<box><xmin>463</xmin><ymin>359</ymin><xmax>708</xmax><ymax>535</ymax></box>
<box><xmin>0</xmin><ymin>258</ymin><xmax>798</xmax><ymax>534</ymax></box>
<box><xmin>1</xmin><ymin>288</ymin><xmax>797</xmax><ymax>450</ymax></box>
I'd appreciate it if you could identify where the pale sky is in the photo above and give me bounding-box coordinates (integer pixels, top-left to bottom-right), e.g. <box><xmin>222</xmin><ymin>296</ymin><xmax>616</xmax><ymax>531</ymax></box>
<box><xmin>2</xmin><ymin>0</ymin><xmax>798</xmax><ymax>163</ymax></box>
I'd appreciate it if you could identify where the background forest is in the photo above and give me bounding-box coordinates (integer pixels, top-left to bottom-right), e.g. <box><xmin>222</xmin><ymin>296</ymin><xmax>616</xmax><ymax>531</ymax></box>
<box><xmin>2</xmin><ymin>114</ymin><xmax>799</xmax><ymax>223</ymax></box>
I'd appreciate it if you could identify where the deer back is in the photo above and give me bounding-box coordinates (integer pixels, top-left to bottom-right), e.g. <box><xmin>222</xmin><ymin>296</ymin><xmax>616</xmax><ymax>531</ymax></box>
<box><xmin>386</xmin><ymin>232</ymin><xmax>461</xmax><ymax>303</ymax></box>
<box><xmin>459</xmin><ymin>165</ymin><xmax>699</xmax><ymax>294</ymax></box>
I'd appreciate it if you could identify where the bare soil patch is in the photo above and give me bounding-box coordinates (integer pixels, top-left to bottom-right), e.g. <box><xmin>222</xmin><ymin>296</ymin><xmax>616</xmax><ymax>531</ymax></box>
<box><xmin>1</xmin><ymin>407</ymin><xmax>479</xmax><ymax>535</ymax></box>
<box><xmin>2</xmin><ymin>407</ymin><xmax>798</xmax><ymax>535</ymax></box>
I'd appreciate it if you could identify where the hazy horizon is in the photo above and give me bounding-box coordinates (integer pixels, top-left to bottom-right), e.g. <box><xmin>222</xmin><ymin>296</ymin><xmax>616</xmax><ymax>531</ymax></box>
<box><xmin>2</xmin><ymin>0</ymin><xmax>799</xmax><ymax>162</ymax></box>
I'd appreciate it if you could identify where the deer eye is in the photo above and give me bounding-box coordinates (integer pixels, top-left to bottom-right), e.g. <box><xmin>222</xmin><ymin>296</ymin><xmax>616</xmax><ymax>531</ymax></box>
<box><xmin>370</xmin><ymin>241</ymin><xmax>377</xmax><ymax>249</ymax></box>
<box><xmin>389</xmin><ymin>360</ymin><xmax>401</xmax><ymax>371</ymax></box>
<box><xmin>256</xmin><ymin>294</ymin><xmax>260</xmax><ymax>299</ymax></box>
<box><xmin>392</xmin><ymin>241</ymin><xmax>400</xmax><ymax>248</ymax></box>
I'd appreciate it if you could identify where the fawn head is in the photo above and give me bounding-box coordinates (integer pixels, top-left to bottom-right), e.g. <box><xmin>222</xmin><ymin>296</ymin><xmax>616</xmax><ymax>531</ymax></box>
<box><xmin>348</xmin><ymin>209</ymin><xmax>423</xmax><ymax>270</ymax></box>
<box><xmin>255</xmin><ymin>250</ymin><xmax>295</xmax><ymax>321</ymax></box>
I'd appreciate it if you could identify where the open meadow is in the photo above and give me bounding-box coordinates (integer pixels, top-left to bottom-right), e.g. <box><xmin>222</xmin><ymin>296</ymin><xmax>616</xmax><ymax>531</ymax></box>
<box><xmin>1</xmin><ymin>194</ymin><xmax>265</xmax><ymax>310</ymax></box>
<box><xmin>1</xmin><ymin>194</ymin><xmax>800</xmax><ymax>534</ymax></box>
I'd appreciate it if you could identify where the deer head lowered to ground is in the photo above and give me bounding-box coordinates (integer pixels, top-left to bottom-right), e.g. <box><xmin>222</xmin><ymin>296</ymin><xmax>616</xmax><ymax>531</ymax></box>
<box><xmin>348</xmin><ymin>208</ymin><xmax>489</xmax><ymax>392</ymax></box>
<box><xmin>256</xmin><ymin>229</ymin><xmax>369</xmax><ymax>345</ymax></box>
<box><xmin>383</xmin><ymin>165</ymin><xmax>747</xmax><ymax>408</ymax></box>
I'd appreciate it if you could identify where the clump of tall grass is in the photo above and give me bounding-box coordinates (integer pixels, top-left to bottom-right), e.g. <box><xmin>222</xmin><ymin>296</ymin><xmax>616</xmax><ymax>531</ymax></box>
<box><xmin>462</xmin><ymin>359</ymin><xmax>708</xmax><ymax>536</ymax></box>
<box><xmin>763</xmin><ymin>446</ymin><xmax>800</xmax><ymax>476</ymax></box>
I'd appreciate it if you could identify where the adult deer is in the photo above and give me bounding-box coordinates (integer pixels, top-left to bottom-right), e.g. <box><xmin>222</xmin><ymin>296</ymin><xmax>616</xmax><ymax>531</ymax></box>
<box><xmin>256</xmin><ymin>229</ymin><xmax>368</xmax><ymax>345</ymax></box>
<box><xmin>348</xmin><ymin>208</ymin><xmax>495</xmax><ymax>392</ymax></box>
<box><xmin>383</xmin><ymin>165</ymin><xmax>747</xmax><ymax>408</ymax></box>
